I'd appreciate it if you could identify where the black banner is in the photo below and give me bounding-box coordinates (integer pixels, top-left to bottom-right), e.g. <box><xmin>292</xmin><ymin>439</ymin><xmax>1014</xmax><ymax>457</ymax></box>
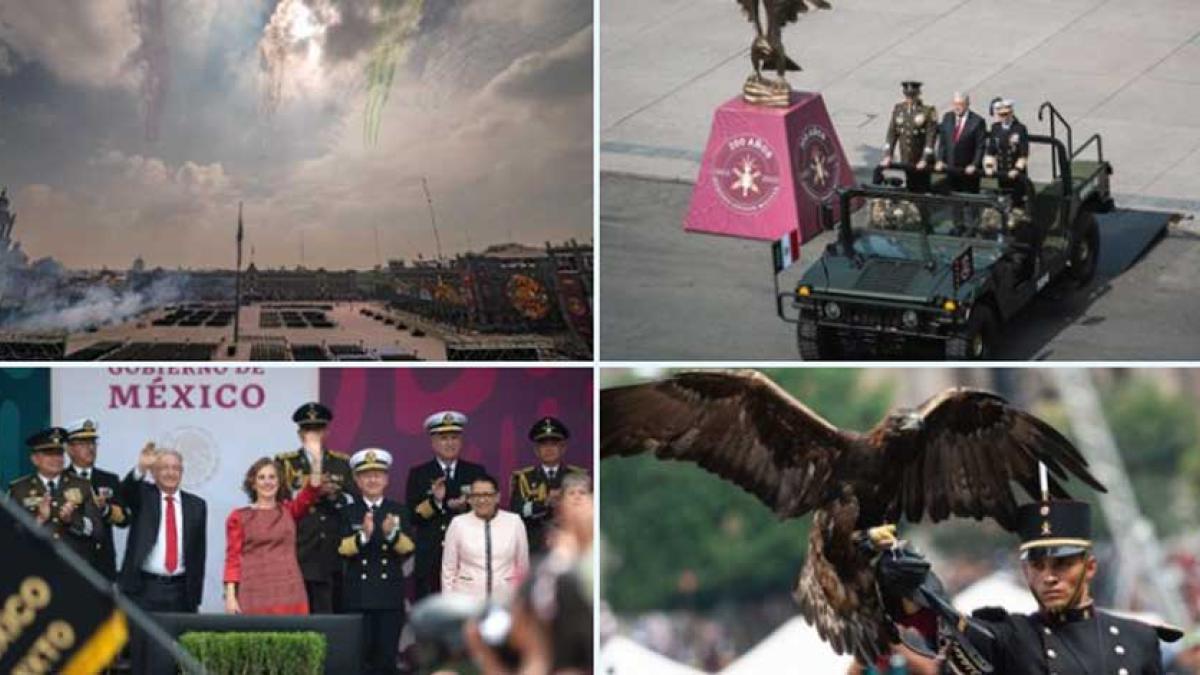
<box><xmin>0</xmin><ymin>496</ymin><xmax>127</xmax><ymax>675</ymax></box>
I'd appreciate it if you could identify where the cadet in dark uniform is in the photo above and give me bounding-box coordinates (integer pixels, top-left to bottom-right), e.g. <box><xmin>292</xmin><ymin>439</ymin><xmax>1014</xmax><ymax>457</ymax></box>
<box><xmin>405</xmin><ymin>410</ymin><xmax>487</xmax><ymax>600</ymax></box>
<box><xmin>63</xmin><ymin>418</ymin><xmax>128</xmax><ymax>582</ymax></box>
<box><xmin>509</xmin><ymin>417</ymin><xmax>589</xmax><ymax>556</ymax></box>
<box><xmin>881</xmin><ymin>81</ymin><xmax>938</xmax><ymax>193</ymax></box>
<box><xmin>275</xmin><ymin>401</ymin><xmax>357</xmax><ymax>613</ymax></box>
<box><xmin>878</xmin><ymin>499</ymin><xmax>1182</xmax><ymax>675</ymax></box>
<box><xmin>8</xmin><ymin>427</ymin><xmax>103</xmax><ymax>563</ymax></box>
<box><xmin>984</xmin><ymin>98</ymin><xmax>1031</xmax><ymax>207</ymax></box>
<box><xmin>338</xmin><ymin>448</ymin><xmax>415</xmax><ymax>675</ymax></box>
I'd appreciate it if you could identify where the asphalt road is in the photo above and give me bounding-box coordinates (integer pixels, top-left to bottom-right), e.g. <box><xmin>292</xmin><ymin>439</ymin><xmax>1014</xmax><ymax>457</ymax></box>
<box><xmin>599</xmin><ymin>172</ymin><xmax>1198</xmax><ymax>361</ymax></box>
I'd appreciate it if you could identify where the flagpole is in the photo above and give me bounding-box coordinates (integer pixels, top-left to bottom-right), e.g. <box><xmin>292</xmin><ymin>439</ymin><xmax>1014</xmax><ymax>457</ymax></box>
<box><xmin>233</xmin><ymin>202</ymin><xmax>243</xmax><ymax>350</ymax></box>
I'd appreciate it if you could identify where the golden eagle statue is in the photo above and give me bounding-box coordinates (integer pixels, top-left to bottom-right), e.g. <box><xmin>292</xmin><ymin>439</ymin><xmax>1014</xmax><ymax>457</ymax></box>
<box><xmin>738</xmin><ymin>0</ymin><xmax>831</xmax><ymax>106</ymax></box>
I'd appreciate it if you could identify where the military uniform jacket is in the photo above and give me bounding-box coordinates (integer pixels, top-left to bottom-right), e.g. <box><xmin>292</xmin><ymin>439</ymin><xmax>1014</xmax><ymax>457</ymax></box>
<box><xmin>405</xmin><ymin>458</ymin><xmax>488</xmax><ymax>561</ymax></box>
<box><xmin>276</xmin><ymin>448</ymin><xmax>358</xmax><ymax>580</ymax></box>
<box><xmin>886</xmin><ymin>100</ymin><xmax>938</xmax><ymax>165</ymax></box>
<box><xmin>965</xmin><ymin>605</ymin><xmax>1168</xmax><ymax>675</ymax></box>
<box><xmin>338</xmin><ymin>496</ymin><xmax>414</xmax><ymax>611</ymax></box>
<box><xmin>8</xmin><ymin>473</ymin><xmax>103</xmax><ymax>562</ymax></box>
<box><xmin>509</xmin><ymin>464</ymin><xmax>589</xmax><ymax>552</ymax></box>
<box><xmin>65</xmin><ymin>465</ymin><xmax>128</xmax><ymax>580</ymax></box>
<box><xmin>989</xmin><ymin>119</ymin><xmax>1030</xmax><ymax>174</ymax></box>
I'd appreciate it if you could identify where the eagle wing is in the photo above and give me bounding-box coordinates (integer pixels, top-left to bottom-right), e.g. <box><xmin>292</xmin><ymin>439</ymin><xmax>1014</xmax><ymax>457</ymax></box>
<box><xmin>600</xmin><ymin>370</ymin><xmax>849</xmax><ymax>517</ymax></box>
<box><xmin>891</xmin><ymin>388</ymin><xmax>1107</xmax><ymax>529</ymax></box>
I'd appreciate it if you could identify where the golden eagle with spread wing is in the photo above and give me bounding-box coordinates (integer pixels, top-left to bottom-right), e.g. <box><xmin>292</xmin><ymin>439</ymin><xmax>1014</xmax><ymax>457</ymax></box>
<box><xmin>601</xmin><ymin>370</ymin><xmax>1107</xmax><ymax>664</ymax></box>
<box><xmin>737</xmin><ymin>0</ymin><xmax>830</xmax><ymax>105</ymax></box>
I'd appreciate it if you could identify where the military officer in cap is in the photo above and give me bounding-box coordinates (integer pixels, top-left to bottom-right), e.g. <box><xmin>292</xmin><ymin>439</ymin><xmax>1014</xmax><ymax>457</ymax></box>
<box><xmin>8</xmin><ymin>427</ymin><xmax>103</xmax><ymax>562</ymax></box>
<box><xmin>62</xmin><ymin>418</ymin><xmax>128</xmax><ymax>582</ymax></box>
<box><xmin>405</xmin><ymin>410</ymin><xmax>488</xmax><ymax>600</ymax></box>
<box><xmin>275</xmin><ymin>401</ymin><xmax>357</xmax><ymax>613</ymax></box>
<box><xmin>509</xmin><ymin>416</ymin><xmax>589</xmax><ymax>556</ymax></box>
<box><xmin>881</xmin><ymin>81</ymin><xmax>939</xmax><ymax>193</ymax></box>
<box><xmin>339</xmin><ymin>448</ymin><xmax>414</xmax><ymax>675</ymax></box>
<box><xmin>984</xmin><ymin>98</ymin><xmax>1031</xmax><ymax>207</ymax></box>
<box><xmin>875</xmin><ymin>499</ymin><xmax>1181</xmax><ymax>674</ymax></box>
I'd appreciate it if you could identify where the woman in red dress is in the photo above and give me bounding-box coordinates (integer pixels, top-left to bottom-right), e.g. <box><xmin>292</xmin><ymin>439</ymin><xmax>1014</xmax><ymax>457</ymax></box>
<box><xmin>223</xmin><ymin>448</ymin><xmax>323</xmax><ymax>615</ymax></box>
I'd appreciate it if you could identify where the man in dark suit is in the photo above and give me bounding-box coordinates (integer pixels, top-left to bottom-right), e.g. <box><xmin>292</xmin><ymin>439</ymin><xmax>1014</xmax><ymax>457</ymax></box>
<box><xmin>405</xmin><ymin>410</ymin><xmax>488</xmax><ymax>600</ymax></box>
<box><xmin>63</xmin><ymin>418</ymin><xmax>129</xmax><ymax>582</ymax></box>
<box><xmin>509</xmin><ymin>417</ymin><xmax>590</xmax><ymax>556</ymax></box>
<box><xmin>276</xmin><ymin>401</ymin><xmax>357</xmax><ymax>613</ymax></box>
<box><xmin>119</xmin><ymin>443</ymin><xmax>207</xmax><ymax>675</ymax></box>
<box><xmin>7</xmin><ymin>427</ymin><xmax>103</xmax><ymax>563</ymax></box>
<box><xmin>339</xmin><ymin>448</ymin><xmax>415</xmax><ymax>675</ymax></box>
<box><xmin>935</xmin><ymin>92</ymin><xmax>986</xmax><ymax>194</ymax></box>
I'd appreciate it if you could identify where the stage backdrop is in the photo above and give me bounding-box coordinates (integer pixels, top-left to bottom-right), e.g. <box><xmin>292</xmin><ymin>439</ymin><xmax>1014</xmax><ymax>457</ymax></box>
<box><xmin>53</xmin><ymin>367</ymin><xmax>321</xmax><ymax>612</ymax></box>
<box><xmin>319</xmin><ymin>368</ymin><xmax>595</xmax><ymax>505</ymax></box>
<box><xmin>0</xmin><ymin>368</ymin><xmax>50</xmax><ymax>486</ymax></box>
<box><xmin>50</xmin><ymin>367</ymin><xmax>594</xmax><ymax>612</ymax></box>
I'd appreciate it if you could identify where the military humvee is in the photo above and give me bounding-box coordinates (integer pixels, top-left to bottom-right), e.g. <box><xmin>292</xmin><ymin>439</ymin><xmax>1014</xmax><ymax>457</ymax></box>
<box><xmin>775</xmin><ymin>103</ymin><xmax>1112</xmax><ymax>360</ymax></box>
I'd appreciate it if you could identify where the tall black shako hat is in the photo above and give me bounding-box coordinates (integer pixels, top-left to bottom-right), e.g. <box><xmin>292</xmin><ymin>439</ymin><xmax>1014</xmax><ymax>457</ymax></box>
<box><xmin>901</xmin><ymin>81</ymin><xmax>923</xmax><ymax>96</ymax></box>
<box><xmin>293</xmin><ymin>402</ymin><xmax>333</xmax><ymax>429</ymax></box>
<box><xmin>1017</xmin><ymin>499</ymin><xmax>1092</xmax><ymax>560</ymax></box>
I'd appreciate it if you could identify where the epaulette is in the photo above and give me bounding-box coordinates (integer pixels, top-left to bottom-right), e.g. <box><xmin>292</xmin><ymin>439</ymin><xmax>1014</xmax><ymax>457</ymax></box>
<box><xmin>567</xmin><ymin>465</ymin><xmax>589</xmax><ymax>474</ymax></box>
<box><xmin>8</xmin><ymin>475</ymin><xmax>29</xmax><ymax>489</ymax></box>
<box><xmin>277</xmin><ymin>449</ymin><xmax>300</xmax><ymax>460</ymax></box>
<box><xmin>1155</xmin><ymin>623</ymin><xmax>1185</xmax><ymax>642</ymax></box>
<box><xmin>514</xmin><ymin>466</ymin><xmax>535</xmax><ymax>475</ymax></box>
<box><xmin>1104</xmin><ymin>611</ymin><xmax>1185</xmax><ymax>643</ymax></box>
<box><xmin>972</xmin><ymin>606</ymin><xmax>1010</xmax><ymax>622</ymax></box>
<box><xmin>327</xmin><ymin>450</ymin><xmax>350</xmax><ymax>460</ymax></box>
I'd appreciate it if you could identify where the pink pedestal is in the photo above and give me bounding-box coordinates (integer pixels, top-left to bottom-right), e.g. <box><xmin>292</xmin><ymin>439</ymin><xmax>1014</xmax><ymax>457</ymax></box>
<box><xmin>685</xmin><ymin>92</ymin><xmax>854</xmax><ymax>243</ymax></box>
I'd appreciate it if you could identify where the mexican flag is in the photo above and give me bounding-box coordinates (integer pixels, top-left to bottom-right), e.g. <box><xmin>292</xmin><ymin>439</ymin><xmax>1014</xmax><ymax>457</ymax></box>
<box><xmin>772</xmin><ymin>229</ymin><xmax>802</xmax><ymax>273</ymax></box>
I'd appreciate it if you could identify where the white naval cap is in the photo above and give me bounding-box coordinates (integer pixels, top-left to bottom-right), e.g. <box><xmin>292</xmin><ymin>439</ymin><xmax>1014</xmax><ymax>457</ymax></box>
<box><xmin>424</xmin><ymin>410</ymin><xmax>468</xmax><ymax>435</ymax></box>
<box><xmin>64</xmin><ymin>418</ymin><xmax>99</xmax><ymax>441</ymax></box>
<box><xmin>350</xmin><ymin>448</ymin><xmax>393</xmax><ymax>473</ymax></box>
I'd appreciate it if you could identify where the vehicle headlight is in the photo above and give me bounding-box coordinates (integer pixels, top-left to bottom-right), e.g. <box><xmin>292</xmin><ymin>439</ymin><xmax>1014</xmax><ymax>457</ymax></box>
<box><xmin>942</xmin><ymin>299</ymin><xmax>958</xmax><ymax>312</ymax></box>
<box><xmin>902</xmin><ymin>310</ymin><xmax>919</xmax><ymax>329</ymax></box>
<box><xmin>824</xmin><ymin>301</ymin><xmax>842</xmax><ymax>320</ymax></box>
<box><xmin>796</xmin><ymin>285</ymin><xmax>811</xmax><ymax>298</ymax></box>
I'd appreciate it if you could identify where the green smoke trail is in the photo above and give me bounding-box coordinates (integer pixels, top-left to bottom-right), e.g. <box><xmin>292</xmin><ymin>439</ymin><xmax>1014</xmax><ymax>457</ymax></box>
<box><xmin>363</xmin><ymin>0</ymin><xmax>424</xmax><ymax>147</ymax></box>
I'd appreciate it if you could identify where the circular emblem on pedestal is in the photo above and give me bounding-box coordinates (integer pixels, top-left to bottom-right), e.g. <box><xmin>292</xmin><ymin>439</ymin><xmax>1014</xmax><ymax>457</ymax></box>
<box><xmin>712</xmin><ymin>134</ymin><xmax>781</xmax><ymax>213</ymax></box>
<box><xmin>795</xmin><ymin>125</ymin><xmax>842</xmax><ymax>202</ymax></box>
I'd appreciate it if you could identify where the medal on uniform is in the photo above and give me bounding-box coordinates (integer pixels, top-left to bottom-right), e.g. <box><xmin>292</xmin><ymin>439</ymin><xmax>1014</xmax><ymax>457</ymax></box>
<box><xmin>64</xmin><ymin>487</ymin><xmax>83</xmax><ymax>505</ymax></box>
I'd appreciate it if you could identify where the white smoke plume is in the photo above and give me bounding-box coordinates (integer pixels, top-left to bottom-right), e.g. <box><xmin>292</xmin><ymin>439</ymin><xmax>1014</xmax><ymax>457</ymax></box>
<box><xmin>0</xmin><ymin>252</ymin><xmax>189</xmax><ymax>333</ymax></box>
<box><xmin>128</xmin><ymin>0</ymin><xmax>170</xmax><ymax>142</ymax></box>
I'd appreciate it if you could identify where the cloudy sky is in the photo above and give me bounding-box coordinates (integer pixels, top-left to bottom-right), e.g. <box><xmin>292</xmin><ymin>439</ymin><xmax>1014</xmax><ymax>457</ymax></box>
<box><xmin>0</xmin><ymin>0</ymin><xmax>592</xmax><ymax>270</ymax></box>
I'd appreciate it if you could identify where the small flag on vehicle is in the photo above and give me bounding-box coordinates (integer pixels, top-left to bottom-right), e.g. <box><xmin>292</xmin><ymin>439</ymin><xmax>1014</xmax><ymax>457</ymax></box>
<box><xmin>952</xmin><ymin>246</ymin><xmax>975</xmax><ymax>289</ymax></box>
<box><xmin>772</xmin><ymin>229</ymin><xmax>802</xmax><ymax>273</ymax></box>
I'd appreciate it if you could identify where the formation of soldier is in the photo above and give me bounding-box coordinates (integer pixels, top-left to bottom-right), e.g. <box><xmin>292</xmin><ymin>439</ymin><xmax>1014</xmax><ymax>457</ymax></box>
<box><xmin>7</xmin><ymin>404</ymin><xmax>590</xmax><ymax>675</ymax></box>
<box><xmin>880</xmin><ymin>81</ymin><xmax>1030</xmax><ymax>204</ymax></box>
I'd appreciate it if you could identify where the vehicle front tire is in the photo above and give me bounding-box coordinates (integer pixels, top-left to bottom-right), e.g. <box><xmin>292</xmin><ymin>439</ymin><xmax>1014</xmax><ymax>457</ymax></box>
<box><xmin>798</xmin><ymin>319</ymin><xmax>840</xmax><ymax>361</ymax></box>
<box><xmin>945</xmin><ymin>305</ymin><xmax>996</xmax><ymax>360</ymax></box>
<box><xmin>1068</xmin><ymin>210</ymin><xmax>1100</xmax><ymax>287</ymax></box>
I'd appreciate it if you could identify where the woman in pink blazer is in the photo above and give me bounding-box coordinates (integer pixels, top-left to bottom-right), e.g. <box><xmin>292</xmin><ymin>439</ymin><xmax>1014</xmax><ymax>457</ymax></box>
<box><xmin>441</xmin><ymin>475</ymin><xmax>529</xmax><ymax>599</ymax></box>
